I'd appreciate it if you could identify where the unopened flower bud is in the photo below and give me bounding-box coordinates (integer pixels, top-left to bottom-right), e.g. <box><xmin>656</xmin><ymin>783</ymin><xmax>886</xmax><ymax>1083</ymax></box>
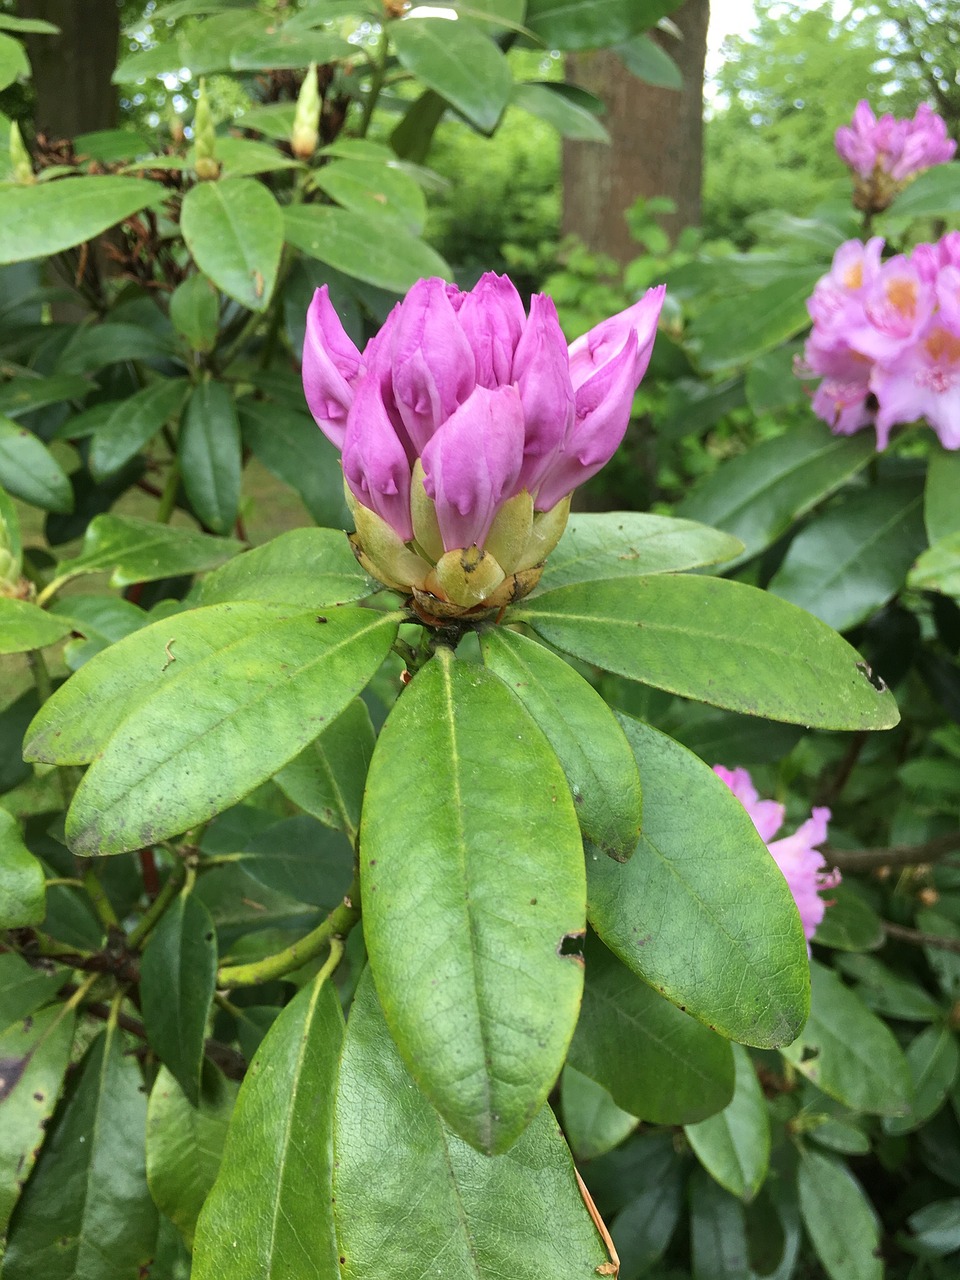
<box><xmin>193</xmin><ymin>80</ymin><xmax>220</xmax><ymax>181</ymax></box>
<box><xmin>9</xmin><ymin>121</ymin><xmax>34</xmax><ymax>185</ymax></box>
<box><xmin>291</xmin><ymin>63</ymin><xmax>321</xmax><ymax>160</ymax></box>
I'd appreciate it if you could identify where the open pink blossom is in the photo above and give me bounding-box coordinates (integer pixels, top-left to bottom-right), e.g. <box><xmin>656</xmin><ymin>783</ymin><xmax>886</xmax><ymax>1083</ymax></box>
<box><xmin>713</xmin><ymin>765</ymin><xmax>839</xmax><ymax>951</ymax></box>
<box><xmin>836</xmin><ymin>101</ymin><xmax>956</xmax><ymax>211</ymax></box>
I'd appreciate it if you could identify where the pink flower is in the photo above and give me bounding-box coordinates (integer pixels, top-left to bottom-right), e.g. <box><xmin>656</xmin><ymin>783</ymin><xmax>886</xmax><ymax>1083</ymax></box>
<box><xmin>836</xmin><ymin>101</ymin><xmax>956</xmax><ymax>211</ymax></box>
<box><xmin>713</xmin><ymin>765</ymin><xmax>839</xmax><ymax>951</ymax></box>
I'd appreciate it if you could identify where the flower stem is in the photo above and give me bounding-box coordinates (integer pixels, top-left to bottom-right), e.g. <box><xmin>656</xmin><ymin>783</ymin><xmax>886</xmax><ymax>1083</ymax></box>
<box><xmin>127</xmin><ymin>859</ymin><xmax>187</xmax><ymax>949</ymax></box>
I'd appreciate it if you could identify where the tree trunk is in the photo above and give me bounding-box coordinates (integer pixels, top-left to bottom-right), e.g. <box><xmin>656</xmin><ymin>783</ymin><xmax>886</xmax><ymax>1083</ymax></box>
<box><xmin>20</xmin><ymin>0</ymin><xmax>120</xmax><ymax>140</ymax></box>
<box><xmin>562</xmin><ymin>0</ymin><xmax>710</xmax><ymax>263</ymax></box>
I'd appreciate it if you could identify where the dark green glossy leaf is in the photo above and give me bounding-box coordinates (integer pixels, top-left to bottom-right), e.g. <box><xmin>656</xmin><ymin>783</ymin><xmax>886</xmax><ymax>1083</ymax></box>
<box><xmin>568</xmin><ymin>938</ymin><xmax>734</xmax><ymax>1123</ymax></box>
<box><xmin>192</xmin><ymin>974</ymin><xmax>343</xmax><ymax>1280</ymax></box>
<box><xmin>678</xmin><ymin>421</ymin><xmax>874</xmax><ymax>566</ymax></box>
<box><xmin>524</xmin><ymin>0</ymin><xmax>669</xmax><ymax>49</ymax></box>
<box><xmin>0</xmin><ymin>809</ymin><xmax>45</xmax><ymax>927</ymax></box>
<box><xmin>690</xmin><ymin>264</ymin><xmax>825</xmax><ymax>371</ymax></box>
<box><xmin>195</xmin><ymin>528</ymin><xmax>369</xmax><ymax>608</ymax></box>
<box><xmin>237</xmin><ymin>398</ymin><xmax>352</xmax><ymax>528</ymax></box>
<box><xmin>0</xmin><ymin>177</ymin><xmax>164</xmax><ymax>264</ymax></box>
<box><xmin>275</xmin><ymin>697</ymin><xmax>375</xmax><ymax>844</ymax></box>
<box><xmin>0</xmin><ymin>374</ymin><xmax>91</xmax><ymax>419</ymax></box>
<box><xmin>690</xmin><ymin>1169</ymin><xmax>750</xmax><ymax>1280</ymax></box>
<box><xmin>511</xmin><ymin>81</ymin><xmax>609</xmax><ymax>141</ymax></box>
<box><xmin>797</xmin><ymin>1148</ymin><xmax>882</xmax><ymax>1280</ymax></box>
<box><xmin>0</xmin><ymin>599</ymin><xmax>74</xmax><ymax>655</ymax></box>
<box><xmin>389</xmin><ymin>89</ymin><xmax>447</xmax><ymax>164</ymax></box>
<box><xmin>768</xmin><ymin>479</ymin><xmax>926</xmax><ymax>632</ymax></box>
<box><xmin>837</xmin><ymin>952</ymin><xmax>942</xmax><ymax>1022</ymax></box>
<box><xmin>204</xmin><ymin>135</ymin><xmax>303</xmax><ymax>178</ymax></box>
<box><xmin>332</xmin><ymin>970</ymin><xmax>608</xmax><ymax>1279</ymax></box>
<box><xmin>62</xmin><ymin>605</ymin><xmax>400</xmax><ymax>854</ymax></box>
<box><xmin>535</xmin><ymin>510</ymin><xmax>743</xmax><ymax>592</ymax></box>
<box><xmin>234</xmin><ymin>814</ymin><xmax>352</xmax><ymax>907</ymax></box>
<box><xmin>481</xmin><ymin>627</ymin><xmax>641</xmax><ymax>861</ymax></box>
<box><xmin>0</xmin><ymin>1003</ymin><xmax>75</xmax><ymax>1234</ymax></box>
<box><xmin>925</xmin><ymin>446</ymin><xmax>960</xmax><ymax>544</ymax></box>
<box><xmin>146</xmin><ymin>1062</ymin><xmax>237</xmax><ymax>1248</ymax></box>
<box><xmin>310</xmin><ymin>158</ymin><xmax>427</xmax><ymax>234</ymax></box>
<box><xmin>609</xmin><ymin>1138</ymin><xmax>685</xmax><ymax>1278</ymax></box>
<box><xmin>587</xmin><ymin>717</ymin><xmax>809</xmax><ymax>1048</ymax></box>
<box><xmin>684</xmin><ymin>1044</ymin><xmax>770</xmax><ymax>1202</ymax></box>
<box><xmin>2</xmin><ymin>1022</ymin><xmax>158</xmax><ymax>1280</ymax></box>
<box><xmin>0</xmin><ymin>954</ymin><xmax>64</xmax><ymax>1030</ymax></box>
<box><xmin>0</xmin><ymin>417</ymin><xmax>72</xmax><ymax>512</ymax></box>
<box><xmin>229</xmin><ymin>26</ymin><xmax>351</xmax><ymax>71</ymax></box>
<box><xmin>284</xmin><ymin>204</ymin><xmax>450</xmax><ymax>292</ymax></box>
<box><xmin>180</xmin><ymin>380</ymin><xmax>242</xmax><ymax>535</ymax></box>
<box><xmin>560</xmin><ymin>1067</ymin><xmax>638</xmax><ymax>1161</ymax></box>
<box><xmin>391</xmin><ymin>17</ymin><xmax>511</xmax><ymax>132</ymax></box>
<box><xmin>141</xmin><ymin>891</ymin><xmax>218</xmax><ymax>1105</ymax></box>
<box><xmin>181</xmin><ymin>179</ymin><xmax>282</xmax><ymax>312</ymax></box>
<box><xmin>667</xmin><ymin>704</ymin><xmax>803</xmax><ymax>767</ymax></box>
<box><xmin>89</xmin><ymin>379</ymin><xmax>188</xmax><ymax>481</ymax></box>
<box><xmin>781</xmin><ymin>960</ymin><xmax>912</xmax><ymax>1116</ymax></box>
<box><xmin>58</xmin><ymin>322</ymin><xmax>174</xmax><ymax>376</ymax></box>
<box><xmin>884</xmin><ymin>1025</ymin><xmax>959</xmax><ymax>1137</ymax></box>
<box><xmin>169</xmin><ymin>272</ymin><xmax>221</xmax><ymax>353</ymax></box>
<box><xmin>514</xmin><ymin>575</ymin><xmax>899</xmax><ymax>730</ymax></box>
<box><xmin>360</xmin><ymin>647</ymin><xmax>585</xmax><ymax>1153</ymax></box>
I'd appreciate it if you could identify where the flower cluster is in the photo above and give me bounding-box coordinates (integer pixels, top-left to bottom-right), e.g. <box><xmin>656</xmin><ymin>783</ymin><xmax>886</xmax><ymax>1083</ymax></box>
<box><xmin>303</xmin><ymin>274</ymin><xmax>664</xmax><ymax>617</ymax></box>
<box><xmin>836</xmin><ymin>101</ymin><xmax>956</xmax><ymax>212</ymax></box>
<box><xmin>799</xmin><ymin>233</ymin><xmax>960</xmax><ymax>450</ymax></box>
<box><xmin>713</xmin><ymin>766</ymin><xmax>839</xmax><ymax>951</ymax></box>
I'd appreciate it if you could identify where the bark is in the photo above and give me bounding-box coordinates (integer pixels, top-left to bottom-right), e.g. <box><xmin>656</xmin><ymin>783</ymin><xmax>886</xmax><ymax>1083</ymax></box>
<box><xmin>562</xmin><ymin>0</ymin><xmax>710</xmax><ymax>263</ymax></box>
<box><xmin>20</xmin><ymin>0</ymin><xmax>121</xmax><ymax>140</ymax></box>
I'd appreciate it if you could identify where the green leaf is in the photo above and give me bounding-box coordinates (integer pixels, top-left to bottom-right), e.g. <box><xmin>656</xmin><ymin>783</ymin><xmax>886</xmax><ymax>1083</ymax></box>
<box><xmin>677</xmin><ymin>421</ymin><xmax>874</xmax><ymax>567</ymax></box>
<box><xmin>332</xmin><ymin>970</ymin><xmax>609</xmax><ymax>1278</ymax></box>
<box><xmin>0</xmin><ymin>374</ymin><xmax>91</xmax><ymax>419</ymax></box>
<box><xmin>49</xmin><ymin>513</ymin><xmax>243</xmax><ymax>591</ymax></box>
<box><xmin>690</xmin><ymin>1168</ymin><xmax>750</xmax><ymax>1280</ymax></box>
<box><xmin>63</xmin><ymin>605</ymin><xmax>400</xmax><ymax>854</ymax></box>
<box><xmin>89</xmin><ymin>379</ymin><xmax>188</xmax><ymax>481</ymax></box>
<box><xmin>587</xmin><ymin>717</ymin><xmax>809</xmax><ymax>1048</ymax></box>
<box><xmin>536</xmin><ymin>510</ymin><xmax>743</xmax><ymax>591</ymax></box>
<box><xmin>195</xmin><ymin>527</ymin><xmax>369</xmax><ymax>609</ymax></box>
<box><xmin>568</xmin><ymin>937</ymin><xmax>735</xmax><ymax>1124</ymax></box>
<box><xmin>481</xmin><ymin>627</ymin><xmax>641</xmax><ymax>861</ymax></box>
<box><xmin>0</xmin><ymin>417</ymin><xmax>72</xmax><ymax>512</ymax></box>
<box><xmin>690</xmin><ymin>264</ymin><xmax>825</xmax><ymax>371</ymax></box>
<box><xmin>0</xmin><ymin>953</ymin><xmax>65</xmax><ymax>1030</ymax></box>
<box><xmin>903</xmin><ymin>1198</ymin><xmax>960</xmax><ymax>1258</ymax></box>
<box><xmin>141</xmin><ymin>891</ymin><xmax>218</xmax><ymax>1106</ymax></box>
<box><xmin>909</xmin><ymin>529</ymin><xmax>960</xmax><ymax>599</ymax></box>
<box><xmin>525</xmin><ymin>0</ymin><xmax>669</xmax><ymax>49</ymax></box>
<box><xmin>780</xmin><ymin>960</ymin><xmax>912</xmax><ymax>1116</ymax></box>
<box><xmin>284</xmin><ymin>204</ymin><xmax>450</xmax><ymax>292</ymax></box>
<box><xmin>58</xmin><ymin>322</ymin><xmax>175</xmax><ymax>376</ymax></box>
<box><xmin>390</xmin><ymin>89</ymin><xmax>448</xmax><ymax>163</ymax></box>
<box><xmin>169</xmin><ymin>272</ymin><xmax>221</xmax><ymax>353</ymax></box>
<box><xmin>837</xmin><ymin>952</ymin><xmax>942</xmax><ymax>1022</ymax></box>
<box><xmin>925</xmin><ymin>446</ymin><xmax>960</xmax><ymax>544</ymax></box>
<box><xmin>391</xmin><ymin>17</ymin><xmax>511</xmax><ymax>132</ymax></box>
<box><xmin>513</xmin><ymin>575</ymin><xmax>900</xmax><ymax>730</ymax></box>
<box><xmin>2</xmin><ymin>1021</ymin><xmax>158</xmax><ymax>1280</ymax></box>
<box><xmin>310</xmin><ymin>157</ymin><xmax>428</xmax><ymax>235</ymax></box>
<box><xmin>360</xmin><ymin>646</ymin><xmax>585</xmax><ymax>1153</ymax></box>
<box><xmin>229</xmin><ymin>26</ymin><xmax>352</xmax><ymax>71</ymax></box>
<box><xmin>812</xmin><ymin>882</ymin><xmax>884</xmax><ymax>952</ymax></box>
<box><xmin>146</xmin><ymin>1062</ymin><xmax>238</xmax><ymax>1248</ymax></box>
<box><xmin>609</xmin><ymin>1136</ymin><xmax>685</xmax><ymax>1276</ymax></box>
<box><xmin>0</xmin><ymin>177</ymin><xmax>164</xmax><ymax>265</ymax></box>
<box><xmin>614</xmin><ymin>33</ymin><xmax>683</xmax><ymax>87</ymax></box>
<box><xmin>0</xmin><ymin>1003</ymin><xmax>75</xmax><ymax>1235</ymax></box>
<box><xmin>179</xmin><ymin>380</ymin><xmax>242</xmax><ymax>535</ymax></box>
<box><xmin>511</xmin><ymin>81</ymin><xmax>609</xmax><ymax>142</ymax></box>
<box><xmin>181</xmin><ymin>179</ymin><xmax>283</xmax><ymax>312</ymax></box>
<box><xmin>768</xmin><ymin>479</ymin><xmax>926</xmax><ymax>632</ymax></box>
<box><xmin>0</xmin><ymin>809</ymin><xmax>45</xmax><ymax>927</ymax></box>
<box><xmin>884</xmin><ymin>1025</ymin><xmax>959</xmax><ymax>1137</ymax></box>
<box><xmin>888</xmin><ymin>162</ymin><xmax>960</xmax><ymax>218</ymax></box>
<box><xmin>237</xmin><ymin>399</ymin><xmax>352</xmax><ymax>528</ymax></box>
<box><xmin>685</xmin><ymin>1044</ymin><xmax>770</xmax><ymax>1203</ymax></box>
<box><xmin>192</xmin><ymin>974</ymin><xmax>343</xmax><ymax>1280</ymax></box>
<box><xmin>234</xmin><ymin>814</ymin><xmax>352</xmax><ymax>907</ymax></box>
<box><xmin>560</xmin><ymin>1066</ymin><xmax>638</xmax><ymax>1161</ymax></box>
<box><xmin>797</xmin><ymin>1148</ymin><xmax>882</xmax><ymax>1280</ymax></box>
<box><xmin>0</xmin><ymin>15</ymin><xmax>60</xmax><ymax>33</ymax></box>
<box><xmin>205</xmin><ymin>135</ymin><xmax>304</xmax><ymax>178</ymax></box>
<box><xmin>0</xmin><ymin>598</ymin><xmax>74</xmax><ymax>655</ymax></box>
<box><xmin>275</xmin><ymin>697</ymin><xmax>375</xmax><ymax>844</ymax></box>
<box><xmin>0</xmin><ymin>482</ymin><xmax>22</xmax><ymax>578</ymax></box>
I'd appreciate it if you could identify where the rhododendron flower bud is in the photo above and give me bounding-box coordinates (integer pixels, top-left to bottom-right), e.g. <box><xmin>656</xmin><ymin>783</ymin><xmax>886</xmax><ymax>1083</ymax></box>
<box><xmin>713</xmin><ymin>766</ymin><xmax>839</xmax><ymax>951</ymax></box>
<box><xmin>302</xmin><ymin>273</ymin><xmax>665</xmax><ymax>619</ymax></box>
<box><xmin>836</xmin><ymin>101</ymin><xmax>957</xmax><ymax>212</ymax></box>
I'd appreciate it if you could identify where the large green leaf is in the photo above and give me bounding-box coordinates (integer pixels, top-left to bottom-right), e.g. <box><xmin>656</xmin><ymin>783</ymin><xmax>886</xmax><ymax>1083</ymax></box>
<box><xmin>535</xmin><ymin>510</ymin><xmax>743</xmax><ymax>592</ymax></box>
<box><xmin>513</xmin><ymin>575</ymin><xmax>900</xmax><ymax>730</ymax></box>
<box><xmin>690</xmin><ymin>264</ymin><xmax>825</xmax><ymax>371</ymax></box>
<box><xmin>0</xmin><ymin>1003</ymin><xmax>75</xmax><ymax>1235</ymax></box>
<box><xmin>169</xmin><ymin>271</ymin><xmax>221</xmax><ymax>352</ymax></box>
<box><xmin>195</xmin><ymin>527</ymin><xmax>370</xmax><ymax>608</ymax></box>
<box><xmin>88</xmin><ymin>379</ymin><xmax>188</xmax><ymax>481</ymax></box>
<box><xmin>608</xmin><ymin>1136</ymin><xmax>686</xmax><ymax>1275</ymax></box>
<box><xmin>275</xmin><ymin>697</ymin><xmax>375</xmax><ymax>844</ymax></box>
<box><xmin>678</xmin><ymin>422</ymin><xmax>874</xmax><ymax>567</ymax></box>
<box><xmin>333</xmin><ymin>970</ymin><xmax>609</xmax><ymax>1279</ymax></box>
<box><xmin>888</xmin><ymin>162</ymin><xmax>960</xmax><ymax>218</ymax></box>
<box><xmin>61</xmin><ymin>605</ymin><xmax>400</xmax><ymax>854</ymax></box>
<box><xmin>883</xmin><ymin>1025</ymin><xmax>959</xmax><ymax>1137</ymax></box>
<box><xmin>181</xmin><ymin>179</ymin><xmax>283</xmax><ymax>312</ymax></box>
<box><xmin>909</xmin><ymin>529</ymin><xmax>960</xmax><ymax>599</ymax></box>
<box><xmin>310</xmin><ymin>157</ymin><xmax>428</xmax><ymax>234</ymax></box>
<box><xmin>179</xmin><ymin>380</ymin><xmax>242</xmax><ymax>535</ymax></box>
<box><xmin>2</xmin><ymin>1022</ymin><xmax>158</xmax><ymax>1280</ymax></box>
<box><xmin>284</xmin><ymin>204</ymin><xmax>450</xmax><ymax>292</ymax></box>
<box><xmin>0</xmin><ymin>598</ymin><xmax>74</xmax><ymax>655</ymax></box>
<box><xmin>391</xmin><ymin>17</ymin><xmax>512</xmax><ymax>132</ymax></box>
<box><xmin>146</xmin><ymin>1063</ymin><xmax>238</xmax><ymax>1249</ymax></box>
<box><xmin>0</xmin><ymin>953</ymin><xmax>65</xmax><ymax>1030</ymax></box>
<box><xmin>0</xmin><ymin>418</ymin><xmax>72</xmax><ymax>512</ymax></box>
<box><xmin>511</xmin><ymin>81</ymin><xmax>609</xmax><ymax>142</ymax></box>
<box><xmin>0</xmin><ymin>374</ymin><xmax>91</xmax><ymax>419</ymax></box>
<box><xmin>238</xmin><ymin>399</ymin><xmax>352</xmax><ymax>528</ymax></box>
<box><xmin>568</xmin><ymin>937</ymin><xmax>734</xmax><ymax>1123</ymax></box>
<box><xmin>768</xmin><ymin>479</ymin><xmax>926</xmax><ymax>632</ymax></box>
<box><xmin>524</xmin><ymin>0</ymin><xmax>671</xmax><ymax>49</ymax></box>
<box><xmin>560</xmin><ymin>1067</ymin><xmax>638</xmax><ymax>1161</ymax></box>
<box><xmin>780</xmin><ymin>961</ymin><xmax>912</xmax><ymax>1116</ymax></box>
<box><xmin>0</xmin><ymin>809</ymin><xmax>45</xmax><ymax>927</ymax></box>
<box><xmin>140</xmin><ymin>891</ymin><xmax>218</xmax><ymax>1106</ymax></box>
<box><xmin>360</xmin><ymin>646</ymin><xmax>585</xmax><ymax>1154</ymax></box>
<box><xmin>481</xmin><ymin>627</ymin><xmax>642</xmax><ymax>861</ymax></box>
<box><xmin>797</xmin><ymin>1148</ymin><xmax>882</xmax><ymax>1280</ymax></box>
<box><xmin>0</xmin><ymin>177</ymin><xmax>164</xmax><ymax>264</ymax></box>
<box><xmin>48</xmin><ymin>513</ymin><xmax>243</xmax><ymax>592</ymax></box>
<box><xmin>689</xmin><ymin>1169</ymin><xmax>750</xmax><ymax>1280</ymax></box>
<box><xmin>192</xmin><ymin>974</ymin><xmax>343</xmax><ymax>1280</ymax></box>
<box><xmin>58</xmin><ymin>321</ymin><xmax>175</xmax><ymax>376</ymax></box>
<box><xmin>685</xmin><ymin>1044</ymin><xmax>770</xmax><ymax>1202</ymax></box>
<box><xmin>925</xmin><ymin>447</ymin><xmax>960</xmax><ymax>544</ymax></box>
<box><xmin>587</xmin><ymin>717</ymin><xmax>809</xmax><ymax>1048</ymax></box>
